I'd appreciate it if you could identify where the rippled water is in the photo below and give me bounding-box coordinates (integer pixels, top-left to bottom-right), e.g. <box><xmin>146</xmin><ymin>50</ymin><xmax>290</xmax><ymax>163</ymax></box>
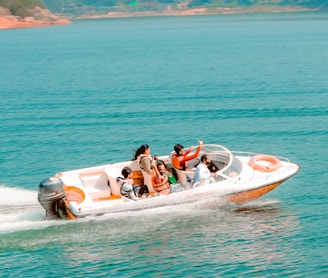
<box><xmin>0</xmin><ymin>12</ymin><xmax>327</xmax><ymax>277</ymax></box>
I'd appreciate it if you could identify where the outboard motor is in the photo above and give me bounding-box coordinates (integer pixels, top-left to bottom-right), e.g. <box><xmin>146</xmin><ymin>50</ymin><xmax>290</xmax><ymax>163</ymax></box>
<box><xmin>38</xmin><ymin>177</ymin><xmax>67</xmax><ymax>219</ymax></box>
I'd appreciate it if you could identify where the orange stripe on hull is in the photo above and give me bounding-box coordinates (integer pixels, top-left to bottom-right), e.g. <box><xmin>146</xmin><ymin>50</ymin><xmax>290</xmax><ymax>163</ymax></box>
<box><xmin>225</xmin><ymin>180</ymin><xmax>285</xmax><ymax>204</ymax></box>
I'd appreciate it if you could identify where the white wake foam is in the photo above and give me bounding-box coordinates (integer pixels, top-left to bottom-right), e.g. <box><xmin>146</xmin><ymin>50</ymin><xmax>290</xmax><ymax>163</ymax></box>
<box><xmin>0</xmin><ymin>185</ymin><xmax>38</xmax><ymax>207</ymax></box>
<box><xmin>0</xmin><ymin>186</ymin><xmax>50</xmax><ymax>234</ymax></box>
<box><xmin>0</xmin><ymin>184</ymin><xmax>281</xmax><ymax>234</ymax></box>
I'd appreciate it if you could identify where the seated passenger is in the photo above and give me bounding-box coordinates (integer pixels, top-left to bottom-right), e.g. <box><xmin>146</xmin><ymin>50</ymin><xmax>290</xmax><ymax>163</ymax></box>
<box><xmin>117</xmin><ymin>167</ymin><xmax>138</xmax><ymax>201</ymax></box>
<box><xmin>172</xmin><ymin>140</ymin><xmax>203</xmax><ymax>170</ymax></box>
<box><xmin>193</xmin><ymin>154</ymin><xmax>216</xmax><ymax>185</ymax></box>
<box><xmin>152</xmin><ymin>162</ymin><xmax>171</xmax><ymax>195</ymax></box>
<box><xmin>154</xmin><ymin>155</ymin><xmax>178</xmax><ymax>185</ymax></box>
<box><xmin>152</xmin><ymin>162</ymin><xmax>183</xmax><ymax>195</ymax></box>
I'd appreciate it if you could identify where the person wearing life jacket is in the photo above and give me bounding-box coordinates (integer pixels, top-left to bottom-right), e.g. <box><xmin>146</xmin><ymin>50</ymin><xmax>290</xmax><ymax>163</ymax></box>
<box><xmin>172</xmin><ymin>140</ymin><xmax>203</xmax><ymax>171</ymax></box>
<box><xmin>152</xmin><ymin>161</ymin><xmax>183</xmax><ymax>195</ymax></box>
<box><xmin>133</xmin><ymin>144</ymin><xmax>156</xmax><ymax>194</ymax></box>
<box><xmin>117</xmin><ymin>167</ymin><xmax>138</xmax><ymax>201</ymax></box>
<box><xmin>152</xmin><ymin>162</ymin><xmax>171</xmax><ymax>195</ymax></box>
<box><xmin>154</xmin><ymin>155</ymin><xmax>178</xmax><ymax>185</ymax></box>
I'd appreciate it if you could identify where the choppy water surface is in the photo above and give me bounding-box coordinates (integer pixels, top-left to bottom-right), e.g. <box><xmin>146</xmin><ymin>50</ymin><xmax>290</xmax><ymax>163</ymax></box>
<box><xmin>0</xmin><ymin>12</ymin><xmax>327</xmax><ymax>277</ymax></box>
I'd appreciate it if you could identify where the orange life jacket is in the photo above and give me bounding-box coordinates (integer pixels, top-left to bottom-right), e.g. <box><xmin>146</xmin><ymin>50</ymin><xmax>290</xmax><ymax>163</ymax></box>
<box><xmin>152</xmin><ymin>175</ymin><xmax>170</xmax><ymax>194</ymax></box>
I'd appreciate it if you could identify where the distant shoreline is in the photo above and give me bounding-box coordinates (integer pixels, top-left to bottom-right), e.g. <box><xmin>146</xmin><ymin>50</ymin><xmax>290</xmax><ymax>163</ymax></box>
<box><xmin>73</xmin><ymin>5</ymin><xmax>318</xmax><ymax>20</ymax></box>
<box><xmin>0</xmin><ymin>16</ymin><xmax>71</xmax><ymax>30</ymax></box>
<box><xmin>0</xmin><ymin>5</ymin><xmax>319</xmax><ymax>30</ymax></box>
<box><xmin>0</xmin><ymin>6</ymin><xmax>71</xmax><ymax>30</ymax></box>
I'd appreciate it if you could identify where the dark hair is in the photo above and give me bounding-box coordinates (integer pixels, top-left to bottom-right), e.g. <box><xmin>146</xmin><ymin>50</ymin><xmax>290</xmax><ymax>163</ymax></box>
<box><xmin>121</xmin><ymin>167</ymin><xmax>132</xmax><ymax>178</ymax></box>
<box><xmin>200</xmin><ymin>154</ymin><xmax>208</xmax><ymax>163</ymax></box>
<box><xmin>133</xmin><ymin>144</ymin><xmax>149</xmax><ymax>160</ymax></box>
<box><xmin>156</xmin><ymin>160</ymin><xmax>165</xmax><ymax>167</ymax></box>
<box><xmin>174</xmin><ymin>144</ymin><xmax>184</xmax><ymax>155</ymax></box>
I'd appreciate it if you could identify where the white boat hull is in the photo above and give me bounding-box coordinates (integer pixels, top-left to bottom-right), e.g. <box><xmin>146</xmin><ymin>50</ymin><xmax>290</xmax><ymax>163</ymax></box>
<box><xmin>37</xmin><ymin>144</ymin><xmax>300</xmax><ymax>220</ymax></box>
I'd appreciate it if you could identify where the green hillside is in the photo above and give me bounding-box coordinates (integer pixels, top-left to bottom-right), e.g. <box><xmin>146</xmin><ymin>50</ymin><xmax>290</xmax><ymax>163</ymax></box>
<box><xmin>41</xmin><ymin>0</ymin><xmax>328</xmax><ymax>14</ymax></box>
<box><xmin>1</xmin><ymin>0</ymin><xmax>327</xmax><ymax>17</ymax></box>
<box><xmin>0</xmin><ymin>0</ymin><xmax>45</xmax><ymax>17</ymax></box>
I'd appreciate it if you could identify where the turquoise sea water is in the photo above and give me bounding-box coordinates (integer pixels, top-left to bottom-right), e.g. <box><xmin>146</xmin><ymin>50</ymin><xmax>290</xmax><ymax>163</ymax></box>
<box><xmin>0</xmin><ymin>12</ymin><xmax>327</xmax><ymax>277</ymax></box>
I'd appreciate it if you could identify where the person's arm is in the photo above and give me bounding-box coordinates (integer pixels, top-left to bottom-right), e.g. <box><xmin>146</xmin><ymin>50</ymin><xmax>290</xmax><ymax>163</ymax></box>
<box><xmin>152</xmin><ymin>166</ymin><xmax>161</xmax><ymax>182</ymax></box>
<box><xmin>181</xmin><ymin>142</ymin><xmax>202</xmax><ymax>163</ymax></box>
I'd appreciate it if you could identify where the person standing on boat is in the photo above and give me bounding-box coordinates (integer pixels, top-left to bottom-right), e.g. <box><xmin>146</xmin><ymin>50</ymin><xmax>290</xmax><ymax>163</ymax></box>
<box><xmin>117</xmin><ymin>167</ymin><xmax>138</xmax><ymax>201</ymax></box>
<box><xmin>134</xmin><ymin>144</ymin><xmax>156</xmax><ymax>194</ymax></box>
<box><xmin>193</xmin><ymin>154</ymin><xmax>216</xmax><ymax>185</ymax></box>
<box><xmin>172</xmin><ymin>140</ymin><xmax>203</xmax><ymax>171</ymax></box>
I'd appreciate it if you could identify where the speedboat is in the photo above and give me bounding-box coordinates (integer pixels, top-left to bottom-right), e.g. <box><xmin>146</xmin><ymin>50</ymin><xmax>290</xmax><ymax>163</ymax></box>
<box><xmin>38</xmin><ymin>144</ymin><xmax>300</xmax><ymax>220</ymax></box>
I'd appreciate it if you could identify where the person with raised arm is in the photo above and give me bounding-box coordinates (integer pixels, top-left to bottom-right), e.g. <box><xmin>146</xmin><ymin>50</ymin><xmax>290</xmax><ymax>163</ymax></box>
<box><xmin>171</xmin><ymin>140</ymin><xmax>203</xmax><ymax>171</ymax></box>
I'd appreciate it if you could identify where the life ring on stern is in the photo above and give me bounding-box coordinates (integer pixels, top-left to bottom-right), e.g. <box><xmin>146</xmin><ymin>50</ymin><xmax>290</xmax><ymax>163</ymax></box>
<box><xmin>248</xmin><ymin>154</ymin><xmax>281</xmax><ymax>172</ymax></box>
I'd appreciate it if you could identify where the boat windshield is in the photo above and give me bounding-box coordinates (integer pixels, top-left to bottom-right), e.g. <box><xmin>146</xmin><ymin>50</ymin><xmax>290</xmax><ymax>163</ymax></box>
<box><xmin>221</xmin><ymin>154</ymin><xmax>243</xmax><ymax>178</ymax></box>
<box><xmin>201</xmin><ymin>144</ymin><xmax>243</xmax><ymax>179</ymax></box>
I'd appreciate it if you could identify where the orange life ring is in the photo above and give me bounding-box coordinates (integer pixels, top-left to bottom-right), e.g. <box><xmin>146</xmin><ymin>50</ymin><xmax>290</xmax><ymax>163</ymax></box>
<box><xmin>248</xmin><ymin>155</ymin><xmax>281</xmax><ymax>172</ymax></box>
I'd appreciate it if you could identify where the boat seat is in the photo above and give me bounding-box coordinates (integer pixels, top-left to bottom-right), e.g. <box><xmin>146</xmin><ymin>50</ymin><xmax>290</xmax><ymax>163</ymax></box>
<box><xmin>79</xmin><ymin>172</ymin><xmax>111</xmax><ymax>199</ymax></box>
<box><xmin>175</xmin><ymin>169</ymin><xmax>195</xmax><ymax>185</ymax></box>
<box><xmin>131</xmin><ymin>170</ymin><xmax>144</xmax><ymax>186</ymax></box>
<box><xmin>105</xmin><ymin>167</ymin><xmax>124</xmax><ymax>196</ymax></box>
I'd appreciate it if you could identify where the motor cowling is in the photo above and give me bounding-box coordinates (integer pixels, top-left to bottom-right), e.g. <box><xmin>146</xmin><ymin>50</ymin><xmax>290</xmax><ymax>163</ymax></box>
<box><xmin>38</xmin><ymin>177</ymin><xmax>67</xmax><ymax>219</ymax></box>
